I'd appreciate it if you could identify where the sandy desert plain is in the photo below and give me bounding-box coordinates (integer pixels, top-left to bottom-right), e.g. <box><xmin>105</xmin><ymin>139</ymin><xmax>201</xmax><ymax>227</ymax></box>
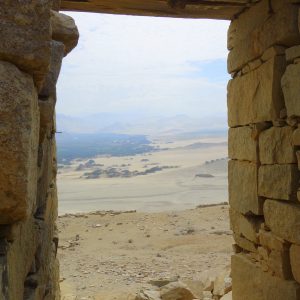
<box><xmin>57</xmin><ymin>134</ymin><xmax>233</xmax><ymax>299</ymax></box>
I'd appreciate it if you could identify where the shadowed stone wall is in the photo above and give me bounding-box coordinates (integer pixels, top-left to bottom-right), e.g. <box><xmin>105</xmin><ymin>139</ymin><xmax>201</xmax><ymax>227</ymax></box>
<box><xmin>0</xmin><ymin>1</ymin><xmax>78</xmax><ymax>298</ymax></box>
<box><xmin>1</xmin><ymin>0</ymin><xmax>300</xmax><ymax>299</ymax></box>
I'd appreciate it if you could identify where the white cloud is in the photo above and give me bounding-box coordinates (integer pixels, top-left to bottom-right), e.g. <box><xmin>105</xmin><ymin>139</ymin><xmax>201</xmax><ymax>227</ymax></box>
<box><xmin>56</xmin><ymin>12</ymin><xmax>230</xmax><ymax>118</ymax></box>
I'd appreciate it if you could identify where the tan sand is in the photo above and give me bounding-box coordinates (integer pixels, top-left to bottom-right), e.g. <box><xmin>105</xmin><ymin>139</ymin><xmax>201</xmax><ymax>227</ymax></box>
<box><xmin>58</xmin><ymin>205</ymin><xmax>232</xmax><ymax>299</ymax></box>
<box><xmin>57</xmin><ymin>136</ymin><xmax>228</xmax><ymax>214</ymax></box>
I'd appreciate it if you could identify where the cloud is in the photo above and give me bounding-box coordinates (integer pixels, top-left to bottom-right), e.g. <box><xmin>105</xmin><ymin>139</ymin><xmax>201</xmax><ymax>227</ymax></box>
<box><xmin>56</xmin><ymin>12</ymin><xmax>230</xmax><ymax>118</ymax></box>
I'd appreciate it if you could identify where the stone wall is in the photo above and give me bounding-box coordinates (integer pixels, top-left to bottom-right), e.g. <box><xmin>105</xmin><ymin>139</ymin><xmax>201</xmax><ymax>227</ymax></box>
<box><xmin>228</xmin><ymin>0</ymin><xmax>300</xmax><ymax>299</ymax></box>
<box><xmin>0</xmin><ymin>2</ymin><xmax>78</xmax><ymax>299</ymax></box>
<box><xmin>1</xmin><ymin>0</ymin><xmax>300</xmax><ymax>299</ymax></box>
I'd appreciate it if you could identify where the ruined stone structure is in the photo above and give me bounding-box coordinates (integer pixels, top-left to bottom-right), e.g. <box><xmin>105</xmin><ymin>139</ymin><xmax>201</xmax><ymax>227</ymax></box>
<box><xmin>1</xmin><ymin>0</ymin><xmax>300</xmax><ymax>299</ymax></box>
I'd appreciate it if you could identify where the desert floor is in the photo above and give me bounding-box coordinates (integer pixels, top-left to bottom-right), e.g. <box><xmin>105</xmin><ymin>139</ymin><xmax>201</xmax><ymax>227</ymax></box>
<box><xmin>57</xmin><ymin>135</ymin><xmax>228</xmax><ymax>214</ymax></box>
<box><xmin>58</xmin><ymin>205</ymin><xmax>232</xmax><ymax>299</ymax></box>
<box><xmin>57</xmin><ymin>135</ymin><xmax>232</xmax><ymax>299</ymax></box>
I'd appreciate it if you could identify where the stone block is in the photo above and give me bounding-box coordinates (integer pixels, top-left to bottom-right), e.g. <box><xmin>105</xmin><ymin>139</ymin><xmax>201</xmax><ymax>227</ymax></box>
<box><xmin>233</xmin><ymin>233</ymin><xmax>257</xmax><ymax>253</ymax></box>
<box><xmin>230</xmin><ymin>209</ymin><xmax>262</xmax><ymax>243</ymax></box>
<box><xmin>267</xmin><ymin>248</ymin><xmax>293</xmax><ymax>279</ymax></box>
<box><xmin>40</xmin><ymin>40</ymin><xmax>65</xmax><ymax>98</ymax></box>
<box><xmin>264</xmin><ymin>200</ymin><xmax>300</xmax><ymax>244</ymax></box>
<box><xmin>228</xmin><ymin>160</ymin><xmax>263</xmax><ymax>215</ymax></box>
<box><xmin>258</xmin><ymin>164</ymin><xmax>299</xmax><ymax>200</ymax></box>
<box><xmin>282</xmin><ymin>63</ymin><xmax>300</xmax><ymax>117</ymax></box>
<box><xmin>232</xmin><ymin>254</ymin><xmax>300</xmax><ymax>300</ymax></box>
<box><xmin>0</xmin><ymin>1</ymin><xmax>52</xmax><ymax>88</ymax></box>
<box><xmin>0</xmin><ymin>61</ymin><xmax>39</xmax><ymax>224</ymax></box>
<box><xmin>292</xmin><ymin>128</ymin><xmax>300</xmax><ymax>145</ymax></box>
<box><xmin>51</xmin><ymin>11</ymin><xmax>79</xmax><ymax>55</ymax></box>
<box><xmin>39</xmin><ymin>97</ymin><xmax>55</xmax><ymax>142</ymax></box>
<box><xmin>36</xmin><ymin>137</ymin><xmax>55</xmax><ymax>218</ymax></box>
<box><xmin>259</xmin><ymin>126</ymin><xmax>296</xmax><ymax>164</ymax></box>
<box><xmin>6</xmin><ymin>218</ymin><xmax>39</xmax><ymax>299</ymax></box>
<box><xmin>290</xmin><ymin>244</ymin><xmax>300</xmax><ymax>284</ymax></box>
<box><xmin>261</xmin><ymin>46</ymin><xmax>286</xmax><ymax>62</ymax></box>
<box><xmin>228</xmin><ymin>56</ymin><xmax>285</xmax><ymax>127</ymax></box>
<box><xmin>286</xmin><ymin>45</ymin><xmax>300</xmax><ymax>63</ymax></box>
<box><xmin>228</xmin><ymin>0</ymin><xmax>299</xmax><ymax>72</ymax></box>
<box><xmin>259</xmin><ymin>229</ymin><xmax>289</xmax><ymax>252</ymax></box>
<box><xmin>228</xmin><ymin>127</ymin><xmax>257</xmax><ymax>162</ymax></box>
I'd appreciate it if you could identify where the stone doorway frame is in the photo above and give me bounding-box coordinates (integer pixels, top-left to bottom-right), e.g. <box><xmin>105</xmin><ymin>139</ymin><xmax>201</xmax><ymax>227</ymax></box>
<box><xmin>1</xmin><ymin>0</ymin><xmax>300</xmax><ymax>299</ymax></box>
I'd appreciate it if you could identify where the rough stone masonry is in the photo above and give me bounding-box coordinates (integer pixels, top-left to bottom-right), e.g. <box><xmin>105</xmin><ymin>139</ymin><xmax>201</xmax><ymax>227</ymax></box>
<box><xmin>1</xmin><ymin>0</ymin><xmax>300</xmax><ymax>299</ymax></box>
<box><xmin>0</xmin><ymin>1</ymin><xmax>79</xmax><ymax>298</ymax></box>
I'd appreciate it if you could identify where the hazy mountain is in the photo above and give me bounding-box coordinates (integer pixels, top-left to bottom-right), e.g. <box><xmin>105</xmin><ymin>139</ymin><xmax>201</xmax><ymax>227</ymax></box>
<box><xmin>56</xmin><ymin>113</ymin><xmax>227</xmax><ymax>136</ymax></box>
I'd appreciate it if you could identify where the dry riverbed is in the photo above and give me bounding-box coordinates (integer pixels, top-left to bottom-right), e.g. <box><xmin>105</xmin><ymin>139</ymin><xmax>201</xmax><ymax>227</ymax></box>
<box><xmin>58</xmin><ymin>204</ymin><xmax>233</xmax><ymax>300</ymax></box>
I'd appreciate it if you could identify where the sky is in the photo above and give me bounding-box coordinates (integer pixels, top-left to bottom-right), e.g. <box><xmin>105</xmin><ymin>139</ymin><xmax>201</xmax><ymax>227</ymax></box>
<box><xmin>56</xmin><ymin>12</ymin><xmax>230</xmax><ymax>119</ymax></box>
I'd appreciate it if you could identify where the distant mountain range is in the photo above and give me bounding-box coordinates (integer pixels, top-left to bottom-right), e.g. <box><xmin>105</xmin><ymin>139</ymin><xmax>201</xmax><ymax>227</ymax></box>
<box><xmin>56</xmin><ymin>113</ymin><xmax>227</xmax><ymax>137</ymax></box>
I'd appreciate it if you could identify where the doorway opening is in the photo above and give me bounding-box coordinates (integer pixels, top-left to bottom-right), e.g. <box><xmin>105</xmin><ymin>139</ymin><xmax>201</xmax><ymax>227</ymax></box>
<box><xmin>55</xmin><ymin>12</ymin><xmax>232</xmax><ymax>300</ymax></box>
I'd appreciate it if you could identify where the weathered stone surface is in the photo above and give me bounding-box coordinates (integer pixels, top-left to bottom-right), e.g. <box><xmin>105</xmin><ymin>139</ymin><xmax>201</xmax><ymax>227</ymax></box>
<box><xmin>261</xmin><ymin>46</ymin><xmax>286</xmax><ymax>62</ymax></box>
<box><xmin>51</xmin><ymin>11</ymin><xmax>79</xmax><ymax>55</ymax></box>
<box><xmin>0</xmin><ymin>1</ymin><xmax>51</xmax><ymax>88</ymax></box>
<box><xmin>228</xmin><ymin>127</ymin><xmax>257</xmax><ymax>162</ymax></box>
<box><xmin>290</xmin><ymin>244</ymin><xmax>300</xmax><ymax>284</ymax></box>
<box><xmin>40</xmin><ymin>40</ymin><xmax>65</xmax><ymax>98</ymax></box>
<box><xmin>232</xmin><ymin>254</ymin><xmax>300</xmax><ymax>300</ymax></box>
<box><xmin>264</xmin><ymin>200</ymin><xmax>300</xmax><ymax>244</ymax></box>
<box><xmin>259</xmin><ymin>229</ymin><xmax>289</xmax><ymax>252</ymax></box>
<box><xmin>286</xmin><ymin>45</ymin><xmax>300</xmax><ymax>63</ymax></box>
<box><xmin>263</xmin><ymin>247</ymin><xmax>293</xmax><ymax>280</ymax></box>
<box><xmin>292</xmin><ymin>128</ymin><xmax>300</xmax><ymax>145</ymax></box>
<box><xmin>6</xmin><ymin>217</ymin><xmax>38</xmax><ymax>299</ymax></box>
<box><xmin>52</xmin><ymin>0</ymin><xmax>61</xmax><ymax>11</ymax></box>
<box><xmin>228</xmin><ymin>56</ymin><xmax>286</xmax><ymax>127</ymax></box>
<box><xmin>228</xmin><ymin>160</ymin><xmax>263</xmax><ymax>215</ymax></box>
<box><xmin>233</xmin><ymin>233</ymin><xmax>257</xmax><ymax>253</ymax></box>
<box><xmin>36</xmin><ymin>136</ymin><xmax>55</xmax><ymax>218</ymax></box>
<box><xmin>0</xmin><ymin>61</ymin><xmax>39</xmax><ymax>224</ymax></box>
<box><xmin>136</xmin><ymin>289</ymin><xmax>161</xmax><ymax>300</ymax></box>
<box><xmin>213</xmin><ymin>267</ymin><xmax>232</xmax><ymax>297</ymax></box>
<box><xmin>259</xmin><ymin>126</ymin><xmax>296</xmax><ymax>164</ymax></box>
<box><xmin>160</xmin><ymin>281</ymin><xmax>195</xmax><ymax>300</ymax></box>
<box><xmin>230</xmin><ymin>209</ymin><xmax>262</xmax><ymax>243</ymax></box>
<box><xmin>39</xmin><ymin>98</ymin><xmax>55</xmax><ymax>142</ymax></box>
<box><xmin>282</xmin><ymin>63</ymin><xmax>300</xmax><ymax>117</ymax></box>
<box><xmin>228</xmin><ymin>0</ymin><xmax>299</xmax><ymax>72</ymax></box>
<box><xmin>258</xmin><ymin>164</ymin><xmax>298</xmax><ymax>201</ymax></box>
<box><xmin>220</xmin><ymin>291</ymin><xmax>232</xmax><ymax>300</ymax></box>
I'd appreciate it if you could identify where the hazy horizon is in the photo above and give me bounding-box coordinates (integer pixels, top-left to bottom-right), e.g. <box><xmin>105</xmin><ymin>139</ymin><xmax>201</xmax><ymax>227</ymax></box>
<box><xmin>56</xmin><ymin>12</ymin><xmax>230</xmax><ymax>134</ymax></box>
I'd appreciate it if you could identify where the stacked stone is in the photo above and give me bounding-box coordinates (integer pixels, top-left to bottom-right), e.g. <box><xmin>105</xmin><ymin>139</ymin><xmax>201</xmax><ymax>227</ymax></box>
<box><xmin>227</xmin><ymin>1</ymin><xmax>300</xmax><ymax>299</ymax></box>
<box><xmin>0</xmin><ymin>1</ymin><xmax>78</xmax><ymax>299</ymax></box>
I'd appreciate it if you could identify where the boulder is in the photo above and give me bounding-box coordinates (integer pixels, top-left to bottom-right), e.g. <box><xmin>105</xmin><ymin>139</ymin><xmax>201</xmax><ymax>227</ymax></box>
<box><xmin>213</xmin><ymin>268</ymin><xmax>232</xmax><ymax>297</ymax></box>
<box><xmin>220</xmin><ymin>291</ymin><xmax>232</xmax><ymax>300</ymax></box>
<box><xmin>160</xmin><ymin>281</ymin><xmax>196</xmax><ymax>300</ymax></box>
<box><xmin>135</xmin><ymin>290</ymin><xmax>161</xmax><ymax>300</ymax></box>
<box><xmin>51</xmin><ymin>11</ymin><xmax>79</xmax><ymax>55</ymax></box>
